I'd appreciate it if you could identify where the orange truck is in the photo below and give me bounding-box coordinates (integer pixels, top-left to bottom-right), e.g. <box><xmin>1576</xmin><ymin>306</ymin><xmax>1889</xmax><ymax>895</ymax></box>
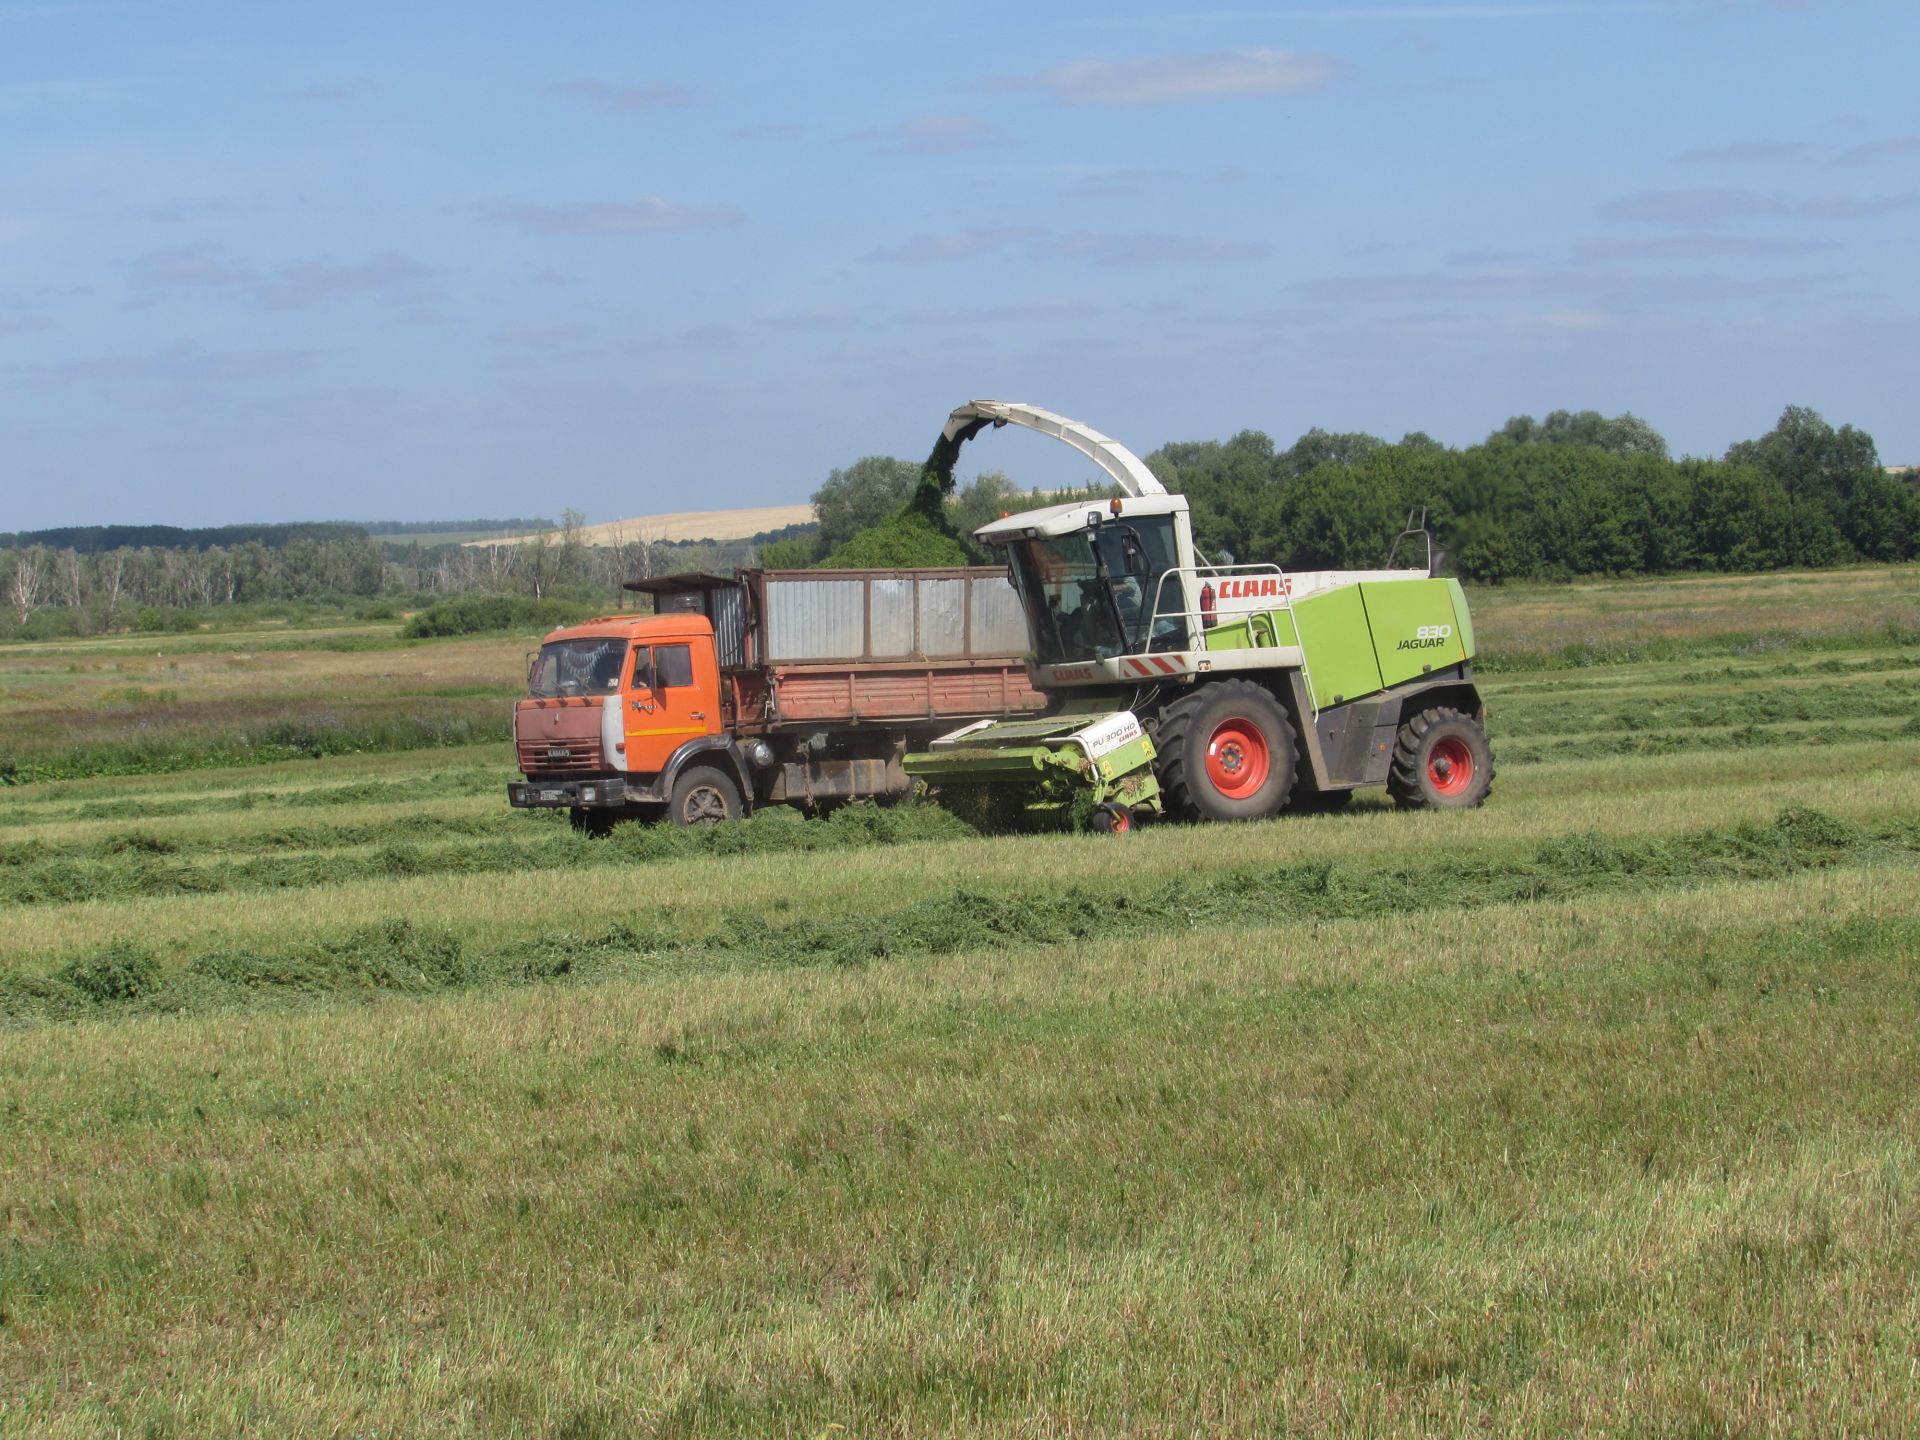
<box><xmin>507</xmin><ymin>567</ymin><xmax>1045</xmax><ymax>829</ymax></box>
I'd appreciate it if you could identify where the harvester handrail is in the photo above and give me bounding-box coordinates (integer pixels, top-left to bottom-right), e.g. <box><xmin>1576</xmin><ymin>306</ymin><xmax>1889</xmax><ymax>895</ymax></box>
<box><xmin>1139</xmin><ymin>562</ymin><xmax>1319</xmax><ymax>717</ymax></box>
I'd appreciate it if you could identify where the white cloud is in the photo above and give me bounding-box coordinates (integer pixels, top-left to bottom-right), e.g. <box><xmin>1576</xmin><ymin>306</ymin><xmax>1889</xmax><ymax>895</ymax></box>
<box><xmin>287</xmin><ymin>78</ymin><xmax>378</xmax><ymax>103</ymax></box>
<box><xmin>1573</xmin><ymin>233</ymin><xmax>1837</xmax><ymax>261</ymax></box>
<box><xmin>547</xmin><ymin>79</ymin><xmax>699</xmax><ymax>112</ymax></box>
<box><xmin>476</xmin><ymin>197</ymin><xmax>746</xmax><ymax>235</ymax></box>
<box><xmin>996</xmin><ymin>48</ymin><xmax>1340</xmax><ymax>106</ymax></box>
<box><xmin>1673</xmin><ymin>139</ymin><xmax>1816</xmax><ymax>165</ymax></box>
<box><xmin>732</xmin><ymin>122</ymin><xmax>804</xmax><ymax>142</ymax></box>
<box><xmin>248</xmin><ymin>253</ymin><xmax>439</xmax><ymax>312</ymax></box>
<box><xmin>128</xmin><ymin>243</ymin><xmax>255</xmax><ymax>291</ymax></box>
<box><xmin>1598</xmin><ymin>187</ymin><xmax>1920</xmax><ymax>225</ymax></box>
<box><xmin>1538</xmin><ymin>308</ymin><xmax>1614</xmax><ymax>331</ymax></box>
<box><xmin>864</xmin><ymin>227</ymin><xmax>1042</xmax><ymax>263</ymax></box>
<box><xmin>862</xmin><ymin>226</ymin><xmax>1264</xmax><ymax>265</ymax></box>
<box><xmin>850</xmin><ymin>114</ymin><xmax>1009</xmax><ymax>153</ymax></box>
<box><xmin>1837</xmin><ymin>135</ymin><xmax>1920</xmax><ymax>166</ymax></box>
<box><xmin>1148</xmin><ymin>5</ymin><xmax>1588</xmax><ymax>18</ymax></box>
<box><xmin>1032</xmin><ymin>231</ymin><xmax>1269</xmax><ymax>264</ymax></box>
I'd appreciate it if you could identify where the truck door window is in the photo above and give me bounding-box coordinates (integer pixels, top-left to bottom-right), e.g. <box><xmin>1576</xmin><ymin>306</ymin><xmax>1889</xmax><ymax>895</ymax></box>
<box><xmin>656</xmin><ymin>644</ymin><xmax>694</xmax><ymax>688</ymax></box>
<box><xmin>630</xmin><ymin>646</ymin><xmax>655</xmax><ymax>692</ymax></box>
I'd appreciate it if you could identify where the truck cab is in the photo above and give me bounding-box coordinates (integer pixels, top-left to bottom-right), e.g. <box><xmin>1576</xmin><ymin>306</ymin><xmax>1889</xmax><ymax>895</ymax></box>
<box><xmin>508</xmin><ymin>614</ymin><xmax>729</xmax><ymax>829</ymax></box>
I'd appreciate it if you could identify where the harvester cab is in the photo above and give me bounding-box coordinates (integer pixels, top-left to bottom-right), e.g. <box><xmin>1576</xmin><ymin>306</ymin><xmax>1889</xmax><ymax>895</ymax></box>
<box><xmin>903</xmin><ymin>401</ymin><xmax>1495</xmax><ymax>828</ymax></box>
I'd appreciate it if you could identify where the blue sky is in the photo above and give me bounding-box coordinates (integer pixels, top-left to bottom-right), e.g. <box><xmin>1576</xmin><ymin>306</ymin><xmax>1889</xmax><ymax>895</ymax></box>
<box><xmin>2</xmin><ymin>0</ymin><xmax>1915</xmax><ymax>529</ymax></box>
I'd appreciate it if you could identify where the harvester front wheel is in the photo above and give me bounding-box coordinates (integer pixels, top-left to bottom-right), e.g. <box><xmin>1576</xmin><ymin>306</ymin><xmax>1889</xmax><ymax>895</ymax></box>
<box><xmin>1152</xmin><ymin>680</ymin><xmax>1296</xmax><ymax>823</ymax></box>
<box><xmin>669</xmin><ymin>766</ymin><xmax>741</xmax><ymax>827</ymax></box>
<box><xmin>1387</xmin><ymin>708</ymin><xmax>1494</xmax><ymax>810</ymax></box>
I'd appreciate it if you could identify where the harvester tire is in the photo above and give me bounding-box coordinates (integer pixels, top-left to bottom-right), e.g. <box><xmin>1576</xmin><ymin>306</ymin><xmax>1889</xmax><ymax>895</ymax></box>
<box><xmin>1152</xmin><ymin>680</ymin><xmax>1296</xmax><ymax>823</ymax></box>
<box><xmin>669</xmin><ymin>766</ymin><xmax>741</xmax><ymax>827</ymax></box>
<box><xmin>1387</xmin><ymin>707</ymin><xmax>1494</xmax><ymax>810</ymax></box>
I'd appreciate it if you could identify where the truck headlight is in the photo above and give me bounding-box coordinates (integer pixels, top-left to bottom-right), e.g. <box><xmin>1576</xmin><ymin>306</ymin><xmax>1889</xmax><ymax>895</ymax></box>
<box><xmin>581</xmin><ymin>786</ymin><xmax>597</xmax><ymax>803</ymax></box>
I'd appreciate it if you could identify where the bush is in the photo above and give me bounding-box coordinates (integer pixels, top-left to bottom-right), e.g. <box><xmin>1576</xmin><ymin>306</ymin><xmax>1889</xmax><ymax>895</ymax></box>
<box><xmin>57</xmin><ymin>941</ymin><xmax>161</xmax><ymax>1002</ymax></box>
<box><xmin>401</xmin><ymin>595</ymin><xmax>602</xmax><ymax>638</ymax></box>
<box><xmin>134</xmin><ymin>607</ymin><xmax>201</xmax><ymax>634</ymax></box>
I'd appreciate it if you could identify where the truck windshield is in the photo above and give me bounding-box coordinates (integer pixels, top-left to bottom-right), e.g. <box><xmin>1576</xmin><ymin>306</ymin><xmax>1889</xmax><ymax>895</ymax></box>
<box><xmin>528</xmin><ymin>637</ymin><xmax>628</xmax><ymax>697</ymax></box>
<box><xmin>1007</xmin><ymin>514</ymin><xmax>1185</xmax><ymax>663</ymax></box>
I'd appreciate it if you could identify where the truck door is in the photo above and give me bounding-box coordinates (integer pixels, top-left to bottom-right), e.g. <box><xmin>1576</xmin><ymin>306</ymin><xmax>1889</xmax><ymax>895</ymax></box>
<box><xmin>624</xmin><ymin>636</ymin><xmax>721</xmax><ymax>776</ymax></box>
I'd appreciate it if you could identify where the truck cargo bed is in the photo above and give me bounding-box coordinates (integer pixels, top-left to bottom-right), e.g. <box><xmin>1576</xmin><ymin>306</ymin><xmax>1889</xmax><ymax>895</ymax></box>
<box><xmin>759</xmin><ymin>659</ymin><xmax>1041</xmax><ymax>728</ymax></box>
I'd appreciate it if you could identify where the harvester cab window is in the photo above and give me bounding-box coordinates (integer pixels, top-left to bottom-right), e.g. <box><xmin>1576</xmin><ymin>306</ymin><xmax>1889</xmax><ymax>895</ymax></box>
<box><xmin>529</xmin><ymin>638</ymin><xmax>629</xmax><ymax>697</ymax></box>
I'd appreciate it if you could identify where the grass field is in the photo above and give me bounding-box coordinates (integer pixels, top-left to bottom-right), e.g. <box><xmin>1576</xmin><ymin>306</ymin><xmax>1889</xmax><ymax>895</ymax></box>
<box><xmin>3</xmin><ymin>567</ymin><xmax>1919</xmax><ymax>1436</ymax></box>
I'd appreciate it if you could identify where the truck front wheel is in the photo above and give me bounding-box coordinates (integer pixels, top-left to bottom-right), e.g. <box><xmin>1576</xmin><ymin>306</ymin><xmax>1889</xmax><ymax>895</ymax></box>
<box><xmin>669</xmin><ymin>766</ymin><xmax>742</xmax><ymax>827</ymax></box>
<box><xmin>1152</xmin><ymin>680</ymin><xmax>1297</xmax><ymax>823</ymax></box>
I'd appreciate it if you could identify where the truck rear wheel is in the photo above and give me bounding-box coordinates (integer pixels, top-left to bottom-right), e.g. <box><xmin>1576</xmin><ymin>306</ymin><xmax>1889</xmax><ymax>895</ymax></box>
<box><xmin>669</xmin><ymin>766</ymin><xmax>741</xmax><ymax>827</ymax></box>
<box><xmin>1387</xmin><ymin>707</ymin><xmax>1494</xmax><ymax>810</ymax></box>
<box><xmin>1152</xmin><ymin>680</ymin><xmax>1296</xmax><ymax>823</ymax></box>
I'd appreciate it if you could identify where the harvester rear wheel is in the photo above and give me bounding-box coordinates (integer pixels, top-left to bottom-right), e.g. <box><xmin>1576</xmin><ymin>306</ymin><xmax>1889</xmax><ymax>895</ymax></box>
<box><xmin>669</xmin><ymin>766</ymin><xmax>741</xmax><ymax>827</ymax></box>
<box><xmin>1151</xmin><ymin>680</ymin><xmax>1296</xmax><ymax>823</ymax></box>
<box><xmin>1090</xmin><ymin>802</ymin><xmax>1133</xmax><ymax>835</ymax></box>
<box><xmin>1387</xmin><ymin>707</ymin><xmax>1494</xmax><ymax>809</ymax></box>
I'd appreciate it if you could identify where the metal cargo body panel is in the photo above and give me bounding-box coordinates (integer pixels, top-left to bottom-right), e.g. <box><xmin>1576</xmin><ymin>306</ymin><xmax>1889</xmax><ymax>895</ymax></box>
<box><xmin>969</xmin><ymin>578</ymin><xmax>1029</xmax><ymax>654</ymax></box>
<box><xmin>767</xmin><ymin>664</ymin><xmax>1043</xmax><ymax>725</ymax></box>
<box><xmin>917</xmin><ymin>578</ymin><xmax>967</xmax><ymax>657</ymax></box>
<box><xmin>755</xmin><ymin>568</ymin><xmax>1034</xmax><ymax>663</ymax></box>
<box><xmin>711</xmin><ymin>585</ymin><xmax>747</xmax><ymax>670</ymax></box>
<box><xmin>764</xmin><ymin>578</ymin><xmax>866</xmax><ymax>661</ymax></box>
<box><xmin>869</xmin><ymin>578</ymin><xmax>916</xmax><ymax>657</ymax></box>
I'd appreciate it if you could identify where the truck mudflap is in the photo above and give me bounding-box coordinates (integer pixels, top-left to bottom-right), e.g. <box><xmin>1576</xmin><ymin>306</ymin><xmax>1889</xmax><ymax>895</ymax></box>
<box><xmin>904</xmin><ymin>709</ymin><xmax>1163</xmax><ymax>822</ymax></box>
<box><xmin>507</xmin><ymin>779</ymin><xmax>627</xmax><ymax>810</ymax></box>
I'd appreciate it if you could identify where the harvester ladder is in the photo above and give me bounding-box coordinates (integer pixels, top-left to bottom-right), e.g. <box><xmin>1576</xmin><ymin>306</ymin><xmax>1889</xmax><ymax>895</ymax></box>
<box><xmin>1146</xmin><ymin>563</ymin><xmax>1320</xmax><ymax>720</ymax></box>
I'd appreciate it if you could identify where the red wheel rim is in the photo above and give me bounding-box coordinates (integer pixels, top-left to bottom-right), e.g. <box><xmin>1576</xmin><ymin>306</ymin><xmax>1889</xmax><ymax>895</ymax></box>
<box><xmin>1109</xmin><ymin>806</ymin><xmax>1131</xmax><ymax>834</ymax></box>
<box><xmin>1427</xmin><ymin>736</ymin><xmax>1474</xmax><ymax>798</ymax></box>
<box><xmin>1205</xmin><ymin>719</ymin><xmax>1270</xmax><ymax>799</ymax></box>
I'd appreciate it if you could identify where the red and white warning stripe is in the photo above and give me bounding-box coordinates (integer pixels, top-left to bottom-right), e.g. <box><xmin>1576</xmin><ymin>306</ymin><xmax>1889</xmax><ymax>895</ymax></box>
<box><xmin>1122</xmin><ymin>654</ymin><xmax>1185</xmax><ymax>677</ymax></box>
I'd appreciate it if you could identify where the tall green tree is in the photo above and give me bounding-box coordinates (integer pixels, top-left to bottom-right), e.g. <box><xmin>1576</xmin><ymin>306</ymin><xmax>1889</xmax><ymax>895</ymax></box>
<box><xmin>1494</xmin><ymin>409</ymin><xmax>1671</xmax><ymax>460</ymax></box>
<box><xmin>947</xmin><ymin>471</ymin><xmax>1026</xmax><ymax>540</ymax></box>
<box><xmin>1726</xmin><ymin>405</ymin><xmax>1908</xmax><ymax>561</ymax></box>
<box><xmin>812</xmin><ymin>457</ymin><xmax>921</xmax><ymax>552</ymax></box>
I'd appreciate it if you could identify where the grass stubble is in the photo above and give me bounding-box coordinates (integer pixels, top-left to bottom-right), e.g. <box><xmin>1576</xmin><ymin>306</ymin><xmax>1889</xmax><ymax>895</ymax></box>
<box><xmin>3</xmin><ymin>570</ymin><xmax>1920</xmax><ymax>1434</ymax></box>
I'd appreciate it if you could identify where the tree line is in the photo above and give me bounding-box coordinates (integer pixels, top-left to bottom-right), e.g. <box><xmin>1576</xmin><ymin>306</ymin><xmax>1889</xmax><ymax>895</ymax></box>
<box><xmin>0</xmin><ymin>521</ymin><xmax>369</xmax><ymax>554</ymax></box>
<box><xmin>4</xmin><ymin>403</ymin><xmax>1909</xmax><ymax>640</ymax></box>
<box><xmin>0</xmin><ymin>510</ymin><xmax>818</xmax><ymax>639</ymax></box>
<box><xmin>1151</xmin><ymin>406</ymin><xmax>1911</xmax><ymax>581</ymax></box>
<box><xmin>763</xmin><ymin>404</ymin><xmax>1911</xmax><ymax>582</ymax></box>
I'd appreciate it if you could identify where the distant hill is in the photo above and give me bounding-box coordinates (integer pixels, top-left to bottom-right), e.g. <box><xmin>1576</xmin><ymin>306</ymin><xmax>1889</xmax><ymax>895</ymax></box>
<box><xmin>358</xmin><ymin>518</ymin><xmax>555</xmax><ymax>538</ymax></box>
<box><xmin>467</xmin><ymin>505</ymin><xmax>816</xmax><ymax>548</ymax></box>
<box><xmin>0</xmin><ymin>522</ymin><xmax>367</xmax><ymax>553</ymax></box>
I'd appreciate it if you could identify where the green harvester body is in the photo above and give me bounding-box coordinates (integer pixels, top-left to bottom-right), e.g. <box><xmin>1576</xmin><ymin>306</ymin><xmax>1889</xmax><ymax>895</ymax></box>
<box><xmin>902</xmin><ymin>402</ymin><xmax>1492</xmax><ymax>825</ymax></box>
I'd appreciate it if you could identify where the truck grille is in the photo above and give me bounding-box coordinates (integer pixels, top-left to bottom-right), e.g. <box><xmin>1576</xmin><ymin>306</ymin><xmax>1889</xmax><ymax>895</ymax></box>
<box><xmin>517</xmin><ymin>740</ymin><xmax>606</xmax><ymax>776</ymax></box>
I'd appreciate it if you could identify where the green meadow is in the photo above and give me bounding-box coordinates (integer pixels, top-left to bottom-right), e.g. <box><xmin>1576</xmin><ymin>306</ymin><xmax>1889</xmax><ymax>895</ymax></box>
<box><xmin>3</xmin><ymin>567</ymin><xmax>1918</xmax><ymax>1436</ymax></box>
